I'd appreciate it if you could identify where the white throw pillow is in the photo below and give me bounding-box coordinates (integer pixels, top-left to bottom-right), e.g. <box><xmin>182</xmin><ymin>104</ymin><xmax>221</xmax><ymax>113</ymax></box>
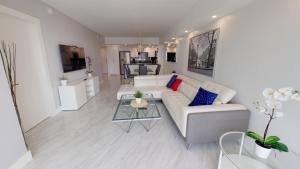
<box><xmin>202</xmin><ymin>81</ymin><xmax>237</xmax><ymax>104</ymax></box>
<box><xmin>178</xmin><ymin>82</ymin><xmax>198</xmax><ymax>101</ymax></box>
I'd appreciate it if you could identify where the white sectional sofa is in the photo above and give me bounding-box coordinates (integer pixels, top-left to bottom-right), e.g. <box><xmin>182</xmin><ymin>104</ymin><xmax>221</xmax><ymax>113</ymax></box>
<box><xmin>117</xmin><ymin>74</ymin><xmax>250</xmax><ymax>147</ymax></box>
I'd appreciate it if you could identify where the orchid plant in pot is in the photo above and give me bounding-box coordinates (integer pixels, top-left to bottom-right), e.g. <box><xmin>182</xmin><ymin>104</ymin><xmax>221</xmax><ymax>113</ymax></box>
<box><xmin>86</xmin><ymin>56</ymin><xmax>93</xmax><ymax>77</ymax></box>
<box><xmin>246</xmin><ymin>87</ymin><xmax>300</xmax><ymax>159</ymax></box>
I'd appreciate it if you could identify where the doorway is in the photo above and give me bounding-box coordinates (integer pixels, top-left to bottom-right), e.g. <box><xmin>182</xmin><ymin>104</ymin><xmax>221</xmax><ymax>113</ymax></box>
<box><xmin>0</xmin><ymin>6</ymin><xmax>55</xmax><ymax>132</ymax></box>
<box><xmin>100</xmin><ymin>47</ymin><xmax>108</xmax><ymax>76</ymax></box>
<box><xmin>119</xmin><ymin>51</ymin><xmax>131</xmax><ymax>75</ymax></box>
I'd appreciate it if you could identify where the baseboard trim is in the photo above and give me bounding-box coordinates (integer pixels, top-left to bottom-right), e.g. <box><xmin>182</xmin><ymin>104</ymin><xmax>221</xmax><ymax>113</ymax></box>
<box><xmin>8</xmin><ymin>151</ymin><xmax>32</xmax><ymax>169</ymax></box>
<box><xmin>50</xmin><ymin>106</ymin><xmax>62</xmax><ymax>117</ymax></box>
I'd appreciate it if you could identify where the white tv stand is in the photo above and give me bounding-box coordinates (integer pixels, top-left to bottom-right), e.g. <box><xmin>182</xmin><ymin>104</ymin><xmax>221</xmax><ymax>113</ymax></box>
<box><xmin>58</xmin><ymin>76</ymin><xmax>99</xmax><ymax>110</ymax></box>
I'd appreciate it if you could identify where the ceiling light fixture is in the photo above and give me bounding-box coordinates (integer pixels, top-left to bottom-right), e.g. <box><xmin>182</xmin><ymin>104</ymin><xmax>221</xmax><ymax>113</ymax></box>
<box><xmin>212</xmin><ymin>15</ymin><xmax>217</xmax><ymax>19</ymax></box>
<box><xmin>184</xmin><ymin>30</ymin><xmax>189</xmax><ymax>33</ymax></box>
<box><xmin>172</xmin><ymin>37</ymin><xmax>176</xmax><ymax>40</ymax></box>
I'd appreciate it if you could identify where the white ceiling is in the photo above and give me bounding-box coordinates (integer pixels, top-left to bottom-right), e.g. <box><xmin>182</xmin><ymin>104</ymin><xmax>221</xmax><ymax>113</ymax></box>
<box><xmin>42</xmin><ymin>0</ymin><xmax>255</xmax><ymax>37</ymax></box>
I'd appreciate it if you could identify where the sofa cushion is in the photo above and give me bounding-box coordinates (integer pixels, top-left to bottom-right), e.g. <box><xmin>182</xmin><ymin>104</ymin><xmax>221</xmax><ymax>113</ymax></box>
<box><xmin>171</xmin><ymin>79</ymin><xmax>182</xmax><ymax>91</ymax></box>
<box><xmin>156</xmin><ymin>75</ymin><xmax>172</xmax><ymax>86</ymax></box>
<box><xmin>134</xmin><ymin>75</ymin><xmax>172</xmax><ymax>87</ymax></box>
<box><xmin>162</xmin><ymin>90</ymin><xmax>190</xmax><ymax>137</ymax></box>
<box><xmin>178</xmin><ymin>82</ymin><xmax>198</xmax><ymax>100</ymax></box>
<box><xmin>202</xmin><ymin>81</ymin><xmax>237</xmax><ymax>104</ymax></box>
<box><xmin>189</xmin><ymin>88</ymin><xmax>218</xmax><ymax>106</ymax></box>
<box><xmin>117</xmin><ymin>85</ymin><xmax>169</xmax><ymax>100</ymax></box>
<box><xmin>178</xmin><ymin>75</ymin><xmax>203</xmax><ymax>89</ymax></box>
<box><xmin>166</xmin><ymin>75</ymin><xmax>177</xmax><ymax>88</ymax></box>
<box><xmin>183</xmin><ymin>104</ymin><xmax>247</xmax><ymax>114</ymax></box>
<box><xmin>134</xmin><ymin>77</ymin><xmax>158</xmax><ymax>86</ymax></box>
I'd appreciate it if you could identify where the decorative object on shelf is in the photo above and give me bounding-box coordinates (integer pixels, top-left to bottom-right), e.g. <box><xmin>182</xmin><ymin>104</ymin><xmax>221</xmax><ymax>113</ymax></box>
<box><xmin>59</xmin><ymin>76</ymin><xmax>68</xmax><ymax>86</ymax></box>
<box><xmin>246</xmin><ymin>87</ymin><xmax>300</xmax><ymax>159</ymax></box>
<box><xmin>188</xmin><ymin>28</ymin><xmax>220</xmax><ymax>77</ymax></box>
<box><xmin>134</xmin><ymin>90</ymin><xmax>143</xmax><ymax>104</ymax></box>
<box><xmin>0</xmin><ymin>41</ymin><xmax>28</xmax><ymax>147</ymax></box>
<box><xmin>86</xmin><ymin>56</ymin><xmax>93</xmax><ymax>77</ymax></box>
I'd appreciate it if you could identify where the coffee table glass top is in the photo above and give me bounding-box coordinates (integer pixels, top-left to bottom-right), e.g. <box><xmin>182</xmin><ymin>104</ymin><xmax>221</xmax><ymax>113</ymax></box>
<box><xmin>113</xmin><ymin>94</ymin><xmax>161</xmax><ymax>122</ymax></box>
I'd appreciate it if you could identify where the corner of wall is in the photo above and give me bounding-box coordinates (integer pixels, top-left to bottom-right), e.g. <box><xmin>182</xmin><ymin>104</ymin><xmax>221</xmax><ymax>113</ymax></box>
<box><xmin>7</xmin><ymin>151</ymin><xmax>32</xmax><ymax>169</ymax></box>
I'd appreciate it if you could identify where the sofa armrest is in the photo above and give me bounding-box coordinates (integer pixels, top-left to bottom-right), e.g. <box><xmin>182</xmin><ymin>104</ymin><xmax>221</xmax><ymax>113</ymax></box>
<box><xmin>183</xmin><ymin>104</ymin><xmax>250</xmax><ymax>145</ymax></box>
<box><xmin>183</xmin><ymin>104</ymin><xmax>247</xmax><ymax>115</ymax></box>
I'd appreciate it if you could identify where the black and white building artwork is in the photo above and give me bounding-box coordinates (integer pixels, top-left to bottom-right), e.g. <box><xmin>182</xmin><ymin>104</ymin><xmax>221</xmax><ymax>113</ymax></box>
<box><xmin>188</xmin><ymin>28</ymin><xmax>220</xmax><ymax>77</ymax></box>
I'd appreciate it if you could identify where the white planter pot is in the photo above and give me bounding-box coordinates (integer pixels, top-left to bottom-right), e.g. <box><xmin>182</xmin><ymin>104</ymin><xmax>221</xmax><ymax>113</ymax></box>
<box><xmin>136</xmin><ymin>98</ymin><xmax>142</xmax><ymax>104</ymax></box>
<box><xmin>61</xmin><ymin>80</ymin><xmax>68</xmax><ymax>86</ymax></box>
<box><xmin>255</xmin><ymin>141</ymin><xmax>272</xmax><ymax>159</ymax></box>
<box><xmin>88</xmin><ymin>73</ymin><xmax>92</xmax><ymax>78</ymax></box>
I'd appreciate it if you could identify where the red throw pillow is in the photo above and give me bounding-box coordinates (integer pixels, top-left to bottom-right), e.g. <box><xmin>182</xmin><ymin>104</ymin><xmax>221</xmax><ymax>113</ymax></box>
<box><xmin>171</xmin><ymin>79</ymin><xmax>182</xmax><ymax>91</ymax></box>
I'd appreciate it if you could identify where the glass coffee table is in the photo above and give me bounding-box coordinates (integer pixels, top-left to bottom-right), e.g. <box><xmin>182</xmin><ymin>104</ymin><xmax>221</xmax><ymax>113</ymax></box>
<box><xmin>113</xmin><ymin>94</ymin><xmax>161</xmax><ymax>133</ymax></box>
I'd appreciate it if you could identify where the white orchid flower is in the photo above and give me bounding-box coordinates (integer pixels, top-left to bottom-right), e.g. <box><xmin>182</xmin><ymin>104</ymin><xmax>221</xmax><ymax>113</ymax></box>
<box><xmin>257</xmin><ymin>106</ymin><xmax>267</xmax><ymax>113</ymax></box>
<box><xmin>274</xmin><ymin>112</ymin><xmax>284</xmax><ymax>118</ymax></box>
<box><xmin>279</xmin><ymin>87</ymin><xmax>294</xmax><ymax>97</ymax></box>
<box><xmin>259</xmin><ymin>107</ymin><xmax>267</xmax><ymax>113</ymax></box>
<box><xmin>263</xmin><ymin>88</ymin><xmax>275</xmax><ymax>99</ymax></box>
<box><xmin>274</xmin><ymin>91</ymin><xmax>289</xmax><ymax>101</ymax></box>
<box><xmin>291</xmin><ymin>92</ymin><xmax>300</xmax><ymax>101</ymax></box>
<box><xmin>265</xmin><ymin>99</ymin><xmax>282</xmax><ymax>109</ymax></box>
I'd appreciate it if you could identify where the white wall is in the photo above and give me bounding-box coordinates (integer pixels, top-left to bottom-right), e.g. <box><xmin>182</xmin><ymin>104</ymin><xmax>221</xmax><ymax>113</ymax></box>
<box><xmin>0</xmin><ymin>11</ymin><xmax>55</xmax><ymax>131</ymax></box>
<box><xmin>161</xmin><ymin>0</ymin><xmax>300</xmax><ymax>168</ymax></box>
<box><xmin>162</xmin><ymin>46</ymin><xmax>177</xmax><ymax>74</ymax></box>
<box><xmin>0</xmin><ymin>0</ymin><xmax>104</xmax><ymax>109</ymax></box>
<box><xmin>158</xmin><ymin>44</ymin><xmax>166</xmax><ymax>74</ymax></box>
<box><xmin>0</xmin><ymin>50</ymin><xmax>28</xmax><ymax>169</ymax></box>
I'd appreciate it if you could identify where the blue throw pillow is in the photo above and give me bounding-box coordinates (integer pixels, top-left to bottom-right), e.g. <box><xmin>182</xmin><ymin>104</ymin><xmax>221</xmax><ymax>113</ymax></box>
<box><xmin>189</xmin><ymin>88</ymin><xmax>218</xmax><ymax>106</ymax></box>
<box><xmin>166</xmin><ymin>75</ymin><xmax>177</xmax><ymax>88</ymax></box>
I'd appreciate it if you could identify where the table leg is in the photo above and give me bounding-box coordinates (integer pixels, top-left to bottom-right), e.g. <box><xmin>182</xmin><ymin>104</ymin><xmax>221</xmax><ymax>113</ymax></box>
<box><xmin>126</xmin><ymin>119</ymin><xmax>134</xmax><ymax>133</ymax></box>
<box><xmin>126</xmin><ymin>108</ymin><xmax>137</xmax><ymax>133</ymax></box>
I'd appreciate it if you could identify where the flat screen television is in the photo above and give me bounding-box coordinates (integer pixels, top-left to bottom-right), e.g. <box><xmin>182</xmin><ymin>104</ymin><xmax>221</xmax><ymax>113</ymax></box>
<box><xmin>59</xmin><ymin>44</ymin><xmax>86</xmax><ymax>73</ymax></box>
<box><xmin>167</xmin><ymin>52</ymin><xmax>176</xmax><ymax>62</ymax></box>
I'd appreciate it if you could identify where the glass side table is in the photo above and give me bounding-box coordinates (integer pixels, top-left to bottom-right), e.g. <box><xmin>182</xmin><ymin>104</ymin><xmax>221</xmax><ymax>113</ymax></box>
<box><xmin>218</xmin><ymin>131</ymin><xmax>299</xmax><ymax>169</ymax></box>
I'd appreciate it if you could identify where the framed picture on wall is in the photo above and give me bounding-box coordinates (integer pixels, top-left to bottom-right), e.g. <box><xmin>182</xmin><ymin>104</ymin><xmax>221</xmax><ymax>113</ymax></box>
<box><xmin>187</xmin><ymin>28</ymin><xmax>220</xmax><ymax>77</ymax></box>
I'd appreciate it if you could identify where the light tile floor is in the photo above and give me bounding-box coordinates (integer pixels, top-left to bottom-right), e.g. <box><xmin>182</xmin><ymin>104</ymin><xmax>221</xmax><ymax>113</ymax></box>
<box><xmin>24</xmin><ymin>75</ymin><xmax>219</xmax><ymax>169</ymax></box>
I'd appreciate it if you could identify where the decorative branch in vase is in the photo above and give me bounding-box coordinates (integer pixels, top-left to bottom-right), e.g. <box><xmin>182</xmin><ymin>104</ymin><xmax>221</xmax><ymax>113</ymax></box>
<box><xmin>86</xmin><ymin>56</ymin><xmax>93</xmax><ymax>77</ymax></box>
<box><xmin>247</xmin><ymin>87</ymin><xmax>300</xmax><ymax>159</ymax></box>
<box><xmin>0</xmin><ymin>41</ymin><xmax>28</xmax><ymax>148</ymax></box>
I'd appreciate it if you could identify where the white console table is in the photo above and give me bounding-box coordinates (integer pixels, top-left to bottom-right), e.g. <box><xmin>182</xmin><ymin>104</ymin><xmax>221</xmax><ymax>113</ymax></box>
<box><xmin>58</xmin><ymin>76</ymin><xmax>99</xmax><ymax>110</ymax></box>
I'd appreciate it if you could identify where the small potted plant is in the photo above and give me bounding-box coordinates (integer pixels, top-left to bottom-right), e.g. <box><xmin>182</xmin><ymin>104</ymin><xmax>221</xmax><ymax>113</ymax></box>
<box><xmin>60</xmin><ymin>76</ymin><xmax>68</xmax><ymax>86</ymax></box>
<box><xmin>86</xmin><ymin>56</ymin><xmax>93</xmax><ymax>77</ymax></box>
<box><xmin>134</xmin><ymin>90</ymin><xmax>143</xmax><ymax>104</ymax></box>
<box><xmin>172</xmin><ymin>70</ymin><xmax>176</xmax><ymax>74</ymax></box>
<box><xmin>247</xmin><ymin>87</ymin><xmax>300</xmax><ymax>159</ymax></box>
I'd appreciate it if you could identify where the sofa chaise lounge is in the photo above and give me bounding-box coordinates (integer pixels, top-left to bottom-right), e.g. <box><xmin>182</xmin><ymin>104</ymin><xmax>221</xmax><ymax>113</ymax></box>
<box><xmin>117</xmin><ymin>74</ymin><xmax>250</xmax><ymax>147</ymax></box>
